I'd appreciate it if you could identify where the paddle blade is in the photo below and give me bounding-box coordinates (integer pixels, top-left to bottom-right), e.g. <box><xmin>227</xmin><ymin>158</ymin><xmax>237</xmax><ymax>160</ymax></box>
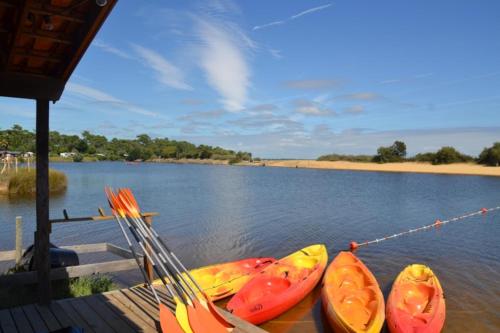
<box><xmin>192</xmin><ymin>299</ymin><xmax>229</xmax><ymax>333</ymax></box>
<box><xmin>159</xmin><ymin>303</ymin><xmax>185</xmax><ymax>333</ymax></box>
<box><xmin>174</xmin><ymin>300</ymin><xmax>193</xmax><ymax>333</ymax></box>
<box><xmin>204</xmin><ymin>297</ymin><xmax>233</xmax><ymax>329</ymax></box>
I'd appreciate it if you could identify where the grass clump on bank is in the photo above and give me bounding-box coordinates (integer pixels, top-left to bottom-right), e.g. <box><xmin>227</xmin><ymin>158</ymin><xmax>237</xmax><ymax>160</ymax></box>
<box><xmin>0</xmin><ymin>167</ymin><xmax>67</xmax><ymax>195</ymax></box>
<box><xmin>0</xmin><ymin>272</ymin><xmax>116</xmax><ymax>309</ymax></box>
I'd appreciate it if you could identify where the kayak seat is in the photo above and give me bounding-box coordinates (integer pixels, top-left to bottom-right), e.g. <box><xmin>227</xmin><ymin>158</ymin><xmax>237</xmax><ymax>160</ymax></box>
<box><xmin>399</xmin><ymin>283</ymin><xmax>434</xmax><ymax>317</ymax></box>
<box><xmin>243</xmin><ymin>277</ymin><xmax>292</xmax><ymax>303</ymax></box>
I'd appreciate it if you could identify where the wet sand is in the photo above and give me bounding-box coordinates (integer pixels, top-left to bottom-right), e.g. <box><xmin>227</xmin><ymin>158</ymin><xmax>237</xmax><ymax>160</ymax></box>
<box><xmin>263</xmin><ymin>160</ymin><xmax>500</xmax><ymax>177</ymax></box>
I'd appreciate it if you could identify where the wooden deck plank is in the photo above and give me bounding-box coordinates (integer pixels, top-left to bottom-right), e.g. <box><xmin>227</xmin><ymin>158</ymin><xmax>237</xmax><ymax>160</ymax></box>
<box><xmin>46</xmin><ymin>302</ymin><xmax>75</xmax><ymax>329</ymax></box>
<box><xmin>0</xmin><ymin>309</ymin><xmax>17</xmax><ymax>333</ymax></box>
<box><xmin>99</xmin><ymin>293</ymin><xmax>157</xmax><ymax>333</ymax></box>
<box><xmin>66</xmin><ymin>297</ymin><xmax>116</xmax><ymax>333</ymax></box>
<box><xmin>10</xmin><ymin>307</ymin><xmax>34</xmax><ymax>333</ymax></box>
<box><xmin>83</xmin><ymin>294</ymin><xmax>136</xmax><ymax>333</ymax></box>
<box><xmin>104</xmin><ymin>291</ymin><xmax>159</xmax><ymax>331</ymax></box>
<box><xmin>34</xmin><ymin>304</ymin><xmax>62</xmax><ymax>331</ymax></box>
<box><xmin>122</xmin><ymin>289</ymin><xmax>160</xmax><ymax>321</ymax></box>
<box><xmin>22</xmin><ymin>305</ymin><xmax>48</xmax><ymax>332</ymax></box>
<box><xmin>57</xmin><ymin>299</ymin><xmax>96</xmax><ymax>333</ymax></box>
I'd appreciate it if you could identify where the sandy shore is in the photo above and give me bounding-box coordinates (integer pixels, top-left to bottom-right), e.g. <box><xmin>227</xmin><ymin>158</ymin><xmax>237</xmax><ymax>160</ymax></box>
<box><xmin>262</xmin><ymin>160</ymin><xmax>500</xmax><ymax>177</ymax></box>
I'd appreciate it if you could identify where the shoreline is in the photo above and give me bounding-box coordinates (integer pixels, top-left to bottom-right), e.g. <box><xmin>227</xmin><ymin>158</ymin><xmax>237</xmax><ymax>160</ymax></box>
<box><xmin>261</xmin><ymin>160</ymin><xmax>500</xmax><ymax>177</ymax></box>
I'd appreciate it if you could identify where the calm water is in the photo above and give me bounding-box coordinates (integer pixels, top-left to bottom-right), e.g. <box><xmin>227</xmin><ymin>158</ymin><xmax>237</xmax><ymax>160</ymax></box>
<box><xmin>1</xmin><ymin>162</ymin><xmax>499</xmax><ymax>332</ymax></box>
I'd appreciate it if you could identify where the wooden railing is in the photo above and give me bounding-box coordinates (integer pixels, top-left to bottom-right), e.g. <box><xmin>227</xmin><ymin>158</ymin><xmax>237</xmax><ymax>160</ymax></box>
<box><xmin>0</xmin><ymin>209</ymin><xmax>159</xmax><ymax>286</ymax></box>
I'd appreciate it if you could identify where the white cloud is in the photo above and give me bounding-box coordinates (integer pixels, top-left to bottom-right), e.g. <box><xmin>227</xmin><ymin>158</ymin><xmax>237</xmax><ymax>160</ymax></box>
<box><xmin>294</xmin><ymin>99</ymin><xmax>336</xmax><ymax>116</ymax></box>
<box><xmin>66</xmin><ymin>82</ymin><xmax>162</xmax><ymax>118</ymax></box>
<box><xmin>290</xmin><ymin>3</ymin><xmax>333</xmax><ymax>20</ymax></box>
<box><xmin>252</xmin><ymin>3</ymin><xmax>333</xmax><ymax>31</ymax></box>
<box><xmin>132</xmin><ymin>44</ymin><xmax>192</xmax><ymax>91</ymax></box>
<box><xmin>195</xmin><ymin>18</ymin><xmax>252</xmax><ymax>111</ymax></box>
<box><xmin>93</xmin><ymin>39</ymin><xmax>133</xmax><ymax>60</ymax></box>
<box><xmin>253</xmin><ymin>20</ymin><xmax>284</xmax><ymax>31</ymax></box>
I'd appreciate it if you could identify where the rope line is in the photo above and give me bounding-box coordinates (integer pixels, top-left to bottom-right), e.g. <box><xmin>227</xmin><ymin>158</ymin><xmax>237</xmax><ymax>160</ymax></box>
<box><xmin>350</xmin><ymin>205</ymin><xmax>500</xmax><ymax>250</ymax></box>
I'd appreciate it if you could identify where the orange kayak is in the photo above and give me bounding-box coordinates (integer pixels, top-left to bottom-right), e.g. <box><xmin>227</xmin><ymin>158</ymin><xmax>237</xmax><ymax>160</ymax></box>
<box><xmin>150</xmin><ymin>257</ymin><xmax>276</xmax><ymax>301</ymax></box>
<box><xmin>227</xmin><ymin>244</ymin><xmax>328</xmax><ymax>324</ymax></box>
<box><xmin>322</xmin><ymin>251</ymin><xmax>385</xmax><ymax>333</ymax></box>
<box><xmin>386</xmin><ymin>264</ymin><xmax>445</xmax><ymax>333</ymax></box>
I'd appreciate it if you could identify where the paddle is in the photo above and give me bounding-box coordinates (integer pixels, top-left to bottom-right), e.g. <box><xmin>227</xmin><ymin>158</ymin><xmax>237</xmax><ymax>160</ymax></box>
<box><xmin>105</xmin><ymin>188</ymin><xmax>185</xmax><ymax>333</ymax></box>
<box><xmin>117</xmin><ymin>188</ymin><xmax>232</xmax><ymax>331</ymax></box>
<box><xmin>111</xmin><ymin>191</ymin><xmax>219</xmax><ymax>333</ymax></box>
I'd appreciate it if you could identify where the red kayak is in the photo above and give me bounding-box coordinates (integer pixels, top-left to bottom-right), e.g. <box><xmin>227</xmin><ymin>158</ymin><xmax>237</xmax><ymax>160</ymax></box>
<box><xmin>227</xmin><ymin>244</ymin><xmax>328</xmax><ymax>325</ymax></box>
<box><xmin>387</xmin><ymin>264</ymin><xmax>446</xmax><ymax>333</ymax></box>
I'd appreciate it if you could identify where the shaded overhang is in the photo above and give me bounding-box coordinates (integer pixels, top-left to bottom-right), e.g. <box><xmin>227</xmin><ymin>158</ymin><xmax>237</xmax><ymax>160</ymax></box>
<box><xmin>0</xmin><ymin>0</ymin><xmax>117</xmax><ymax>101</ymax></box>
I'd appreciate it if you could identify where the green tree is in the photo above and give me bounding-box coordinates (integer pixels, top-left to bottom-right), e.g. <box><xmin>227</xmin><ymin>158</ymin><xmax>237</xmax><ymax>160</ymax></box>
<box><xmin>478</xmin><ymin>142</ymin><xmax>500</xmax><ymax>166</ymax></box>
<box><xmin>373</xmin><ymin>141</ymin><xmax>407</xmax><ymax>163</ymax></box>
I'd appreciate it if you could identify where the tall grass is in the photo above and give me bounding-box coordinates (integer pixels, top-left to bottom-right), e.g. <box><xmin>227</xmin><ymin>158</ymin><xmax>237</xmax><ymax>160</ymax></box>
<box><xmin>1</xmin><ymin>168</ymin><xmax>67</xmax><ymax>195</ymax></box>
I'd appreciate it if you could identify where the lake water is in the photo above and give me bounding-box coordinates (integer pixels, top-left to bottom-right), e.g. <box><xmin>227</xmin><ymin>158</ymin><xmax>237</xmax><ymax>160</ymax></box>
<box><xmin>1</xmin><ymin>162</ymin><xmax>499</xmax><ymax>332</ymax></box>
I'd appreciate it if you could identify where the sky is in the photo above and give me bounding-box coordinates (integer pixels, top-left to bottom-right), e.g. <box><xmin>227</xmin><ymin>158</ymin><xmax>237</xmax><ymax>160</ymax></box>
<box><xmin>1</xmin><ymin>0</ymin><xmax>499</xmax><ymax>158</ymax></box>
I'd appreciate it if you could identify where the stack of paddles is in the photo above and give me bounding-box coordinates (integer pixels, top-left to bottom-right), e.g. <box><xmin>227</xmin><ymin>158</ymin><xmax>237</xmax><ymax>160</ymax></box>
<box><xmin>105</xmin><ymin>187</ymin><xmax>232</xmax><ymax>333</ymax></box>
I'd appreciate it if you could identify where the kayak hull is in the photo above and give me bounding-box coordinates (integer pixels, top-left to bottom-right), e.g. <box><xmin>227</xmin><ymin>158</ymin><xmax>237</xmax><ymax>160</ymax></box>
<box><xmin>386</xmin><ymin>264</ymin><xmax>445</xmax><ymax>333</ymax></box>
<box><xmin>150</xmin><ymin>257</ymin><xmax>276</xmax><ymax>301</ymax></box>
<box><xmin>227</xmin><ymin>244</ymin><xmax>328</xmax><ymax>325</ymax></box>
<box><xmin>321</xmin><ymin>251</ymin><xmax>384</xmax><ymax>333</ymax></box>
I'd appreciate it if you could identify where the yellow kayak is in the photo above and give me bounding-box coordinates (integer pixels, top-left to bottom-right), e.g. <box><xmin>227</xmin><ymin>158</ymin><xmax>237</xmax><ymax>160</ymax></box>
<box><xmin>148</xmin><ymin>257</ymin><xmax>275</xmax><ymax>301</ymax></box>
<box><xmin>322</xmin><ymin>251</ymin><xmax>385</xmax><ymax>333</ymax></box>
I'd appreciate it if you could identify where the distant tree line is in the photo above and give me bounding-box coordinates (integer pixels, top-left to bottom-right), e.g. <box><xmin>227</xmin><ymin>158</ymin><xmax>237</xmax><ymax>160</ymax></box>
<box><xmin>0</xmin><ymin>124</ymin><xmax>253</xmax><ymax>163</ymax></box>
<box><xmin>317</xmin><ymin>140</ymin><xmax>500</xmax><ymax>166</ymax></box>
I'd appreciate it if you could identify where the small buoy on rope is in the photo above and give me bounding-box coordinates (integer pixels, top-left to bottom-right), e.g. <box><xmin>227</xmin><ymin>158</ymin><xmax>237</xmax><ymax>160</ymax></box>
<box><xmin>348</xmin><ymin>205</ymin><xmax>500</xmax><ymax>250</ymax></box>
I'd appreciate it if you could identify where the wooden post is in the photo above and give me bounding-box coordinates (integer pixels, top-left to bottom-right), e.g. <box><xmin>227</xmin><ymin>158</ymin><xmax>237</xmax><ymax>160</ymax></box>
<box><xmin>143</xmin><ymin>215</ymin><xmax>154</xmax><ymax>285</ymax></box>
<box><xmin>15</xmin><ymin>216</ymin><xmax>23</xmax><ymax>265</ymax></box>
<box><xmin>35</xmin><ymin>99</ymin><xmax>51</xmax><ymax>305</ymax></box>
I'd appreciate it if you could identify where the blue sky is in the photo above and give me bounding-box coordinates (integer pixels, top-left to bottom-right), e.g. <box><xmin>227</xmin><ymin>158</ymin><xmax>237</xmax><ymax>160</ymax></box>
<box><xmin>1</xmin><ymin>0</ymin><xmax>499</xmax><ymax>158</ymax></box>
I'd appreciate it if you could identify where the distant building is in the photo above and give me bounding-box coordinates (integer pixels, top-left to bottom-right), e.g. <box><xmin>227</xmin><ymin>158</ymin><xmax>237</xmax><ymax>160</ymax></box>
<box><xmin>0</xmin><ymin>150</ymin><xmax>21</xmax><ymax>158</ymax></box>
<box><xmin>60</xmin><ymin>152</ymin><xmax>76</xmax><ymax>158</ymax></box>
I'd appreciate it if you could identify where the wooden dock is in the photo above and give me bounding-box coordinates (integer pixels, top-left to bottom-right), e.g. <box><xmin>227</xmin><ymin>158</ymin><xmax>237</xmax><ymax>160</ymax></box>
<box><xmin>0</xmin><ymin>285</ymin><xmax>267</xmax><ymax>333</ymax></box>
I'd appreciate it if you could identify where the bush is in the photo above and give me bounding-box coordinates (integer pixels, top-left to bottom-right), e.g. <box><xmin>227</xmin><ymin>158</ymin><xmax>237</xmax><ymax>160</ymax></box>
<box><xmin>432</xmin><ymin>147</ymin><xmax>472</xmax><ymax>165</ymax></box>
<box><xmin>5</xmin><ymin>168</ymin><xmax>67</xmax><ymax>195</ymax></box>
<box><xmin>478</xmin><ymin>142</ymin><xmax>500</xmax><ymax>166</ymax></box>
<box><xmin>68</xmin><ymin>275</ymin><xmax>115</xmax><ymax>297</ymax></box>
<box><xmin>414</xmin><ymin>152</ymin><xmax>437</xmax><ymax>162</ymax></box>
<box><xmin>317</xmin><ymin>154</ymin><xmax>373</xmax><ymax>162</ymax></box>
<box><xmin>73</xmin><ymin>154</ymin><xmax>83</xmax><ymax>162</ymax></box>
<box><xmin>228</xmin><ymin>157</ymin><xmax>242</xmax><ymax>165</ymax></box>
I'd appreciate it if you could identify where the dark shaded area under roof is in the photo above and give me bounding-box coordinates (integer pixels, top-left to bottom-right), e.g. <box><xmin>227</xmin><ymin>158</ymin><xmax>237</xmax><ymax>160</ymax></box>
<box><xmin>0</xmin><ymin>0</ymin><xmax>116</xmax><ymax>101</ymax></box>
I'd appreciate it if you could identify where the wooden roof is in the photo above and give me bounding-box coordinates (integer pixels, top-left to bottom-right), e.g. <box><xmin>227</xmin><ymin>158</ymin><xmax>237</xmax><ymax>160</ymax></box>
<box><xmin>0</xmin><ymin>0</ymin><xmax>117</xmax><ymax>101</ymax></box>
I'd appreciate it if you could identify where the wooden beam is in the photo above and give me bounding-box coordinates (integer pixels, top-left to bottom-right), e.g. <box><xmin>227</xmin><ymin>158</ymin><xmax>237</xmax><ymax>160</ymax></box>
<box><xmin>0</xmin><ymin>71</ymin><xmax>65</xmax><ymax>100</ymax></box>
<box><xmin>62</xmin><ymin>0</ymin><xmax>117</xmax><ymax>81</ymax></box>
<box><xmin>13</xmin><ymin>48</ymin><xmax>63</xmax><ymax>63</ymax></box>
<box><xmin>50</xmin><ymin>211</ymin><xmax>158</xmax><ymax>223</ymax></box>
<box><xmin>35</xmin><ymin>98</ymin><xmax>51</xmax><ymax>305</ymax></box>
<box><xmin>0</xmin><ymin>243</ymin><xmax>124</xmax><ymax>262</ymax></box>
<box><xmin>21</xmin><ymin>28</ymin><xmax>73</xmax><ymax>45</ymax></box>
<box><xmin>0</xmin><ymin>259</ymin><xmax>138</xmax><ymax>286</ymax></box>
<box><xmin>28</xmin><ymin>8</ymin><xmax>86</xmax><ymax>24</ymax></box>
<box><xmin>6</xmin><ymin>0</ymin><xmax>29</xmax><ymax>66</ymax></box>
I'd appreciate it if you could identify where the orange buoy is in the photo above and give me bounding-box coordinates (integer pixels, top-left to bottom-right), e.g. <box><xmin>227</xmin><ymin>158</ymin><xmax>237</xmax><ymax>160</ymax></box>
<box><xmin>481</xmin><ymin>208</ymin><xmax>488</xmax><ymax>214</ymax></box>
<box><xmin>434</xmin><ymin>219</ymin><xmax>442</xmax><ymax>226</ymax></box>
<box><xmin>350</xmin><ymin>241</ymin><xmax>359</xmax><ymax>250</ymax></box>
